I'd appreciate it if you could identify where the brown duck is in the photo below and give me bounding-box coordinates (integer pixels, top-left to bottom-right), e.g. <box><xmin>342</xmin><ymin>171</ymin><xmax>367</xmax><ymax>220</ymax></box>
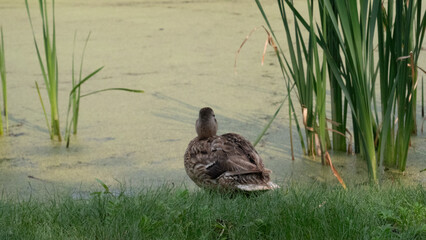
<box><xmin>184</xmin><ymin>107</ymin><xmax>279</xmax><ymax>191</ymax></box>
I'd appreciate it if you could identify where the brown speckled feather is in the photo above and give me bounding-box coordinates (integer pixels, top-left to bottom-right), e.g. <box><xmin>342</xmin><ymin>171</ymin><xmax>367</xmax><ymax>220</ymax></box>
<box><xmin>184</xmin><ymin>133</ymin><xmax>277</xmax><ymax>191</ymax></box>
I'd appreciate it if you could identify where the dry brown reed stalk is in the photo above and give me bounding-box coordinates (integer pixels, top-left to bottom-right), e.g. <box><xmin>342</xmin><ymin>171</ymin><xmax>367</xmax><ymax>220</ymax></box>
<box><xmin>234</xmin><ymin>25</ymin><xmax>277</xmax><ymax>74</ymax></box>
<box><xmin>325</xmin><ymin>152</ymin><xmax>347</xmax><ymax>190</ymax></box>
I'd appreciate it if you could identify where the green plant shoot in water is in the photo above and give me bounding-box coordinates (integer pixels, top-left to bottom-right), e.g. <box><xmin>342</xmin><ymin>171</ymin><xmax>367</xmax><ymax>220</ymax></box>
<box><xmin>65</xmin><ymin>32</ymin><xmax>144</xmax><ymax>148</ymax></box>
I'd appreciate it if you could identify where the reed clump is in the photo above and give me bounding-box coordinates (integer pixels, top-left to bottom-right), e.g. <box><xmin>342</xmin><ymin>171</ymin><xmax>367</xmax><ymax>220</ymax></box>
<box><xmin>25</xmin><ymin>0</ymin><xmax>143</xmax><ymax>146</ymax></box>
<box><xmin>252</xmin><ymin>0</ymin><xmax>426</xmax><ymax>183</ymax></box>
<box><xmin>377</xmin><ymin>0</ymin><xmax>426</xmax><ymax>171</ymax></box>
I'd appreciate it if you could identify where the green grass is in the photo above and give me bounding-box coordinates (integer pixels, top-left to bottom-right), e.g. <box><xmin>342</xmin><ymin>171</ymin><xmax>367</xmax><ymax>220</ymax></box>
<box><xmin>0</xmin><ymin>183</ymin><xmax>424</xmax><ymax>239</ymax></box>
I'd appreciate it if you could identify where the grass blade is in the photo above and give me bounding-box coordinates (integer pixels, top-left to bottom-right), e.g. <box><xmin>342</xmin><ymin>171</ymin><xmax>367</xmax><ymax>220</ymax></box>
<box><xmin>80</xmin><ymin>88</ymin><xmax>144</xmax><ymax>98</ymax></box>
<box><xmin>69</xmin><ymin>66</ymin><xmax>104</xmax><ymax>95</ymax></box>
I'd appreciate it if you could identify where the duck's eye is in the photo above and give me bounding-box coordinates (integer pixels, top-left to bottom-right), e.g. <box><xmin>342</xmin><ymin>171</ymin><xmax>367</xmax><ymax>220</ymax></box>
<box><xmin>213</xmin><ymin>114</ymin><xmax>215</xmax><ymax>117</ymax></box>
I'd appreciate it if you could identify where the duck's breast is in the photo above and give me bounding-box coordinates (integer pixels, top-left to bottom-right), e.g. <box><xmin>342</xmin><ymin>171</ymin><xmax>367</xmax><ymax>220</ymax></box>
<box><xmin>184</xmin><ymin>137</ymin><xmax>217</xmax><ymax>185</ymax></box>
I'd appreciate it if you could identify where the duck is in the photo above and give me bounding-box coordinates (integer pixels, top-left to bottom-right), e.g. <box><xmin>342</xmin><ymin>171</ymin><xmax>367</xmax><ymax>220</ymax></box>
<box><xmin>184</xmin><ymin>107</ymin><xmax>279</xmax><ymax>192</ymax></box>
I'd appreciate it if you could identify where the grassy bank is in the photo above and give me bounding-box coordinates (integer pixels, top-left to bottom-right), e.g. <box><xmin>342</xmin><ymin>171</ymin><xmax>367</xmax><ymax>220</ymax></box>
<box><xmin>0</xmin><ymin>183</ymin><xmax>425</xmax><ymax>239</ymax></box>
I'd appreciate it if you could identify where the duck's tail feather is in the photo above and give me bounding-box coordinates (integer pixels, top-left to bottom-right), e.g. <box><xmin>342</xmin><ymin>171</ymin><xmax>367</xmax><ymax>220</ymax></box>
<box><xmin>236</xmin><ymin>181</ymin><xmax>280</xmax><ymax>191</ymax></box>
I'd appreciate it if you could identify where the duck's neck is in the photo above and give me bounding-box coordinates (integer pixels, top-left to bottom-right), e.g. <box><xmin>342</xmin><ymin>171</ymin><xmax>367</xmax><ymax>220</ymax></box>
<box><xmin>196</xmin><ymin>117</ymin><xmax>217</xmax><ymax>139</ymax></box>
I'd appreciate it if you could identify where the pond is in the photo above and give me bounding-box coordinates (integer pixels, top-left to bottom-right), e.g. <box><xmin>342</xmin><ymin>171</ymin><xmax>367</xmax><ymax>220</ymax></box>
<box><xmin>0</xmin><ymin>0</ymin><xmax>425</xmax><ymax>197</ymax></box>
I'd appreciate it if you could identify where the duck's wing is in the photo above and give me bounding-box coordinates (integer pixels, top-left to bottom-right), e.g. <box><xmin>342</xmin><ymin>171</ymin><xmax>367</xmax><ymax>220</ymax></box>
<box><xmin>221</xmin><ymin>133</ymin><xmax>266</xmax><ymax>168</ymax></box>
<box><xmin>205</xmin><ymin>133</ymin><xmax>270</xmax><ymax>179</ymax></box>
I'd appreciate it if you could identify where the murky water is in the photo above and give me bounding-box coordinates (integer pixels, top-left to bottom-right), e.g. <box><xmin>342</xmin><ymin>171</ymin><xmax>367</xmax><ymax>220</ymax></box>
<box><xmin>0</xmin><ymin>0</ymin><xmax>425</xmax><ymax>197</ymax></box>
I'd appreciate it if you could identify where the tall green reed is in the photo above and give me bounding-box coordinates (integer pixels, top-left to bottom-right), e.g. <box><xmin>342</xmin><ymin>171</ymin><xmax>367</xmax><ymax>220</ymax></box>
<box><xmin>256</xmin><ymin>0</ymin><xmax>325</xmax><ymax>158</ymax></box>
<box><xmin>294</xmin><ymin>0</ymin><xmax>424</xmax><ymax>177</ymax></box>
<box><xmin>253</xmin><ymin>0</ymin><xmax>347</xmax><ymax>188</ymax></box>
<box><xmin>0</xmin><ymin>27</ymin><xmax>7</xmax><ymax>135</ymax></box>
<box><xmin>377</xmin><ymin>0</ymin><xmax>426</xmax><ymax>171</ymax></box>
<box><xmin>423</xmin><ymin>77</ymin><xmax>424</xmax><ymax>119</ymax></box>
<box><xmin>279</xmin><ymin>0</ymin><xmax>318</xmax><ymax>157</ymax></box>
<box><xmin>255</xmin><ymin>0</ymin><xmax>334</xmax><ymax>159</ymax></box>
<box><xmin>318</xmin><ymin>0</ymin><xmax>348</xmax><ymax>152</ymax></box>
<box><xmin>317</xmin><ymin>0</ymin><xmax>381</xmax><ymax>183</ymax></box>
<box><xmin>254</xmin><ymin>0</ymin><xmax>425</xmax><ymax>182</ymax></box>
<box><xmin>267</xmin><ymin>0</ymin><xmax>379</xmax><ymax>182</ymax></box>
<box><xmin>423</xmin><ymin>77</ymin><xmax>425</xmax><ymax>133</ymax></box>
<box><xmin>25</xmin><ymin>0</ymin><xmax>61</xmax><ymax>141</ymax></box>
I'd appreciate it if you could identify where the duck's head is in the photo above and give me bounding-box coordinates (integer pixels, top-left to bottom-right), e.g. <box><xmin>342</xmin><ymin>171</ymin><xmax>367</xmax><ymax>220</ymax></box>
<box><xmin>196</xmin><ymin>107</ymin><xmax>218</xmax><ymax>139</ymax></box>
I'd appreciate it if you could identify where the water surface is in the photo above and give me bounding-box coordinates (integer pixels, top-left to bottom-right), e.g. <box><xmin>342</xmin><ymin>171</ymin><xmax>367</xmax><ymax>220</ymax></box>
<box><xmin>0</xmin><ymin>0</ymin><xmax>424</xmax><ymax>197</ymax></box>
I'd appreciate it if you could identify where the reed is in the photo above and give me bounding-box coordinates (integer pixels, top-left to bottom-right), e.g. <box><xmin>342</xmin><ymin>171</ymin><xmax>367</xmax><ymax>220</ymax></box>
<box><xmin>259</xmin><ymin>0</ymin><xmax>380</xmax><ymax>182</ymax></box>
<box><xmin>254</xmin><ymin>0</ymin><xmax>333</xmax><ymax>159</ymax></box>
<box><xmin>252</xmin><ymin>1</ymin><xmax>349</xmax><ymax>188</ymax></box>
<box><xmin>318</xmin><ymin>0</ymin><xmax>348</xmax><ymax>152</ymax></box>
<box><xmin>423</xmin><ymin>77</ymin><xmax>425</xmax><ymax>132</ymax></box>
<box><xmin>317</xmin><ymin>0</ymin><xmax>381</xmax><ymax>183</ymax></box>
<box><xmin>64</xmin><ymin>32</ymin><xmax>143</xmax><ymax>148</ymax></box>
<box><xmin>65</xmin><ymin>81</ymin><xmax>144</xmax><ymax>148</ymax></box>
<box><xmin>64</xmin><ymin>32</ymin><xmax>103</xmax><ymax>147</ymax></box>
<box><xmin>25</xmin><ymin>1</ymin><xmax>143</xmax><ymax>145</ymax></box>
<box><xmin>0</xmin><ymin>27</ymin><xmax>7</xmax><ymax>135</ymax></box>
<box><xmin>282</xmin><ymin>0</ymin><xmax>425</xmax><ymax>177</ymax></box>
<box><xmin>286</xmin><ymin>0</ymin><xmax>379</xmax><ymax>183</ymax></box>
<box><xmin>25</xmin><ymin>0</ymin><xmax>61</xmax><ymax>141</ymax></box>
<box><xmin>423</xmin><ymin>77</ymin><xmax>424</xmax><ymax>119</ymax></box>
<box><xmin>377</xmin><ymin>0</ymin><xmax>426</xmax><ymax>171</ymax></box>
<box><xmin>278</xmin><ymin>0</ymin><xmax>317</xmax><ymax>156</ymax></box>
<box><xmin>308</xmin><ymin>1</ymin><xmax>328</xmax><ymax>160</ymax></box>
